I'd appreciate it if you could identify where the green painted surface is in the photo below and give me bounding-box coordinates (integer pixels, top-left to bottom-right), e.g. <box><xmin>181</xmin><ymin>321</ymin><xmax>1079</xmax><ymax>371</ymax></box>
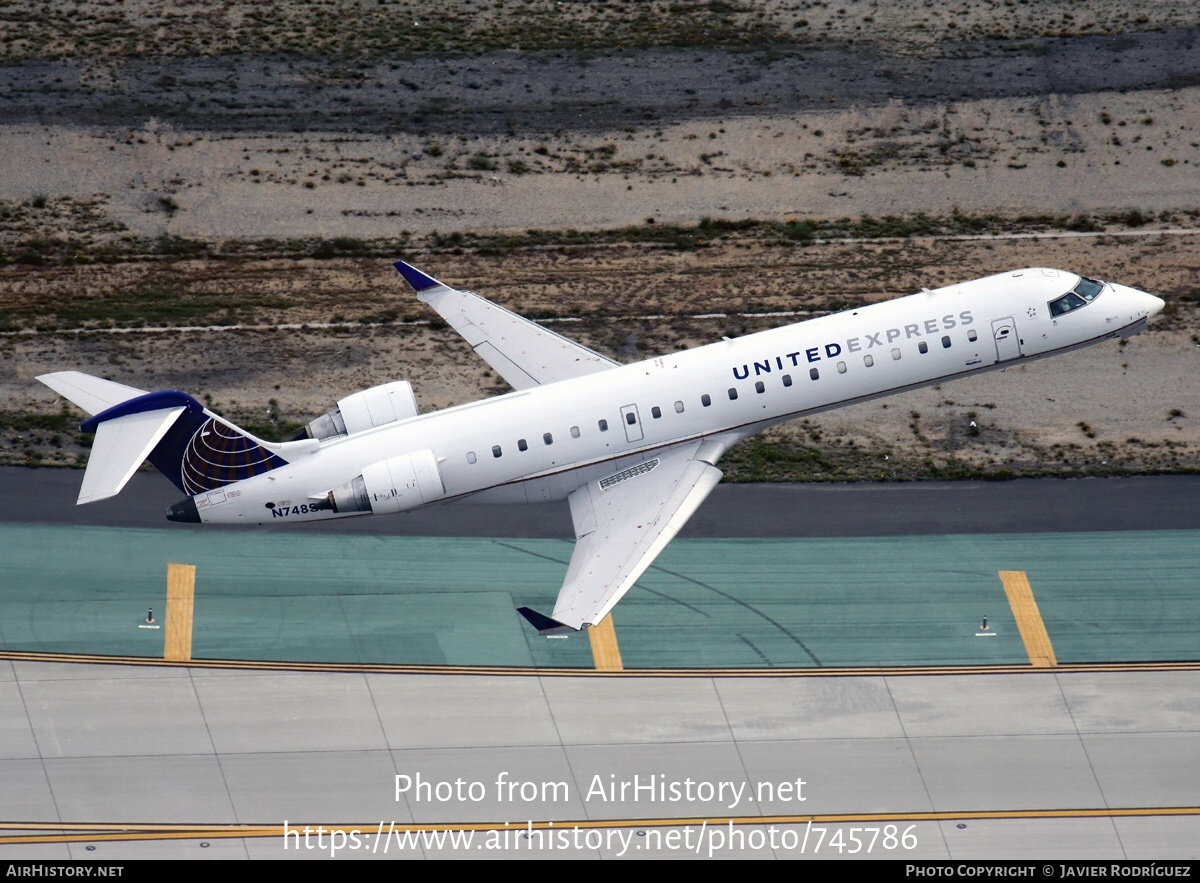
<box><xmin>1</xmin><ymin>525</ymin><xmax>1197</xmax><ymax>668</ymax></box>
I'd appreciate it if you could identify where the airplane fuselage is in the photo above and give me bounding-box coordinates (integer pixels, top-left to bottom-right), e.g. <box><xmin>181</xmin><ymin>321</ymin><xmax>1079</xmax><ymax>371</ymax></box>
<box><xmin>189</xmin><ymin>268</ymin><xmax>1159</xmax><ymax>526</ymax></box>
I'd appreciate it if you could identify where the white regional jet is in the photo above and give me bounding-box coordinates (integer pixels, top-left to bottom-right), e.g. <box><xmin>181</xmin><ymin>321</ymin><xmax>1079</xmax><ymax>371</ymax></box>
<box><xmin>39</xmin><ymin>263</ymin><xmax>1164</xmax><ymax>633</ymax></box>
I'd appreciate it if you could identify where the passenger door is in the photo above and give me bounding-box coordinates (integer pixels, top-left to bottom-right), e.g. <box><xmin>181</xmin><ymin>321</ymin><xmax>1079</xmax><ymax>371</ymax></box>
<box><xmin>620</xmin><ymin>404</ymin><xmax>644</xmax><ymax>443</ymax></box>
<box><xmin>991</xmin><ymin>317</ymin><xmax>1023</xmax><ymax>362</ymax></box>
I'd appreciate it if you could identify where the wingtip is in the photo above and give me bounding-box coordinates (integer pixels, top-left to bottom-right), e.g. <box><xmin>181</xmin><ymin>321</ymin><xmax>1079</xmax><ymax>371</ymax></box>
<box><xmin>517</xmin><ymin>607</ymin><xmax>578</xmax><ymax>636</ymax></box>
<box><xmin>393</xmin><ymin>260</ymin><xmax>443</xmax><ymax>293</ymax></box>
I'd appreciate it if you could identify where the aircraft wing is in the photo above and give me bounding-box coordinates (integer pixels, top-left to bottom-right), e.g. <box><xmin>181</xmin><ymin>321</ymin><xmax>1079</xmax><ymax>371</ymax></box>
<box><xmin>519</xmin><ymin>441</ymin><xmax>724</xmax><ymax>633</ymax></box>
<box><xmin>394</xmin><ymin>261</ymin><xmax>619</xmax><ymax>390</ymax></box>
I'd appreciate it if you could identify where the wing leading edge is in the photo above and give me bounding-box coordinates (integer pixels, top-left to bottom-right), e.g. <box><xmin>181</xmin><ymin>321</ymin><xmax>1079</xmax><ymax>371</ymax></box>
<box><xmin>394</xmin><ymin>260</ymin><xmax>619</xmax><ymax>390</ymax></box>
<box><xmin>519</xmin><ymin>439</ymin><xmax>728</xmax><ymax>634</ymax></box>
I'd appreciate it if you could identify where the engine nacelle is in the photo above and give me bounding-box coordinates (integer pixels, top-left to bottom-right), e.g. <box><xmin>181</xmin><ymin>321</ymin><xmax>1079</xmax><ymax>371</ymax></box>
<box><xmin>302</xmin><ymin>381</ymin><xmax>419</xmax><ymax>440</ymax></box>
<box><xmin>327</xmin><ymin>449</ymin><xmax>446</xmax><ymax>516</ymax></box>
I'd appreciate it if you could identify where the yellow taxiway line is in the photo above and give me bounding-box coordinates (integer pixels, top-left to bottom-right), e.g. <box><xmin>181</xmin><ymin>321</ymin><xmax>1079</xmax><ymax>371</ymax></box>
<box><xmin>4</xmin><ymin>806</ymin><xmax>1200</xmax><ymax>845</ymax></box>
<box><xmin>164</xmin><ymin>562</ymin><xmax>195</xmax><ymax>662</ymax></box>
<box><xmin>588</xmin><ymin>614</ymin><xmax>624</xmax><ymax>671</ymax></box>
<box><xmin>999</xmin><ymin>570</ymin><xmax>1057</xmax><ymax>667</ymax></box>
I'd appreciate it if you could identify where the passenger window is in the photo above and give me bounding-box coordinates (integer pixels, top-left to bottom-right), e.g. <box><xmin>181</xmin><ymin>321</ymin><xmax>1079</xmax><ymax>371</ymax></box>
<box><xmin>543</xmin><ymin>432</ymin><xmax>553</xmax><ymax>445</ymax></box>
<box><xmin>755</xmin><ymin>381</ymin><xmax>765</xmax><ymax>394</ymax></box>
<box><xmin>864</xmin><ymin>355</ymin><xmax>874</xmax><ymax>367</ymax></box>
<box><xmin>968</xmin><ymin>329</ymin><xmax>978</xmax><ymax>342</ymax></box>
<box><xmin>892</xmin><ymin>348</ymin><xmax>901</xmax><ymax>361</ymax></box>
<box><xmin>918</xmin><ymin>341</ymin><xmax>929</xmax><ymax>354</ymax></box>
<box><xmin>625</xmin><ymin>412</ymin><xmax>636</xmax><ymax>425</ymax></box>
<box><xmin>598</xmin><ymin>419</ymin><xmax>609</xmax><ymax>432</ymax></box>
<box><xmin>836</xmin><ymin>361</ymin><xmax>847</xmax><ymax>374</ymax></box>
<box><xmin>701</xmin><ymin>394</ymin><xmax>712</xmax><ymax>407</ymax></box>
<box><xmin>492</xmin><ymin>445</ymin><xmax>502</xmax><ymax>458</ymax></box>
<box><xmin>651</xmin><ymin>406</ymin><xmax>662</xmax><ymax>418</ymax></box>
<box><xmin>782</xmin><ymin>374</ymin><xmax>793</xmax><ymax>387</ymax></box>
<box><xmin>728</xmin><ymin>388</ymin><xmax>738</xmax><ymax>400</ymax></box>
<box><xmin>674</xmin><ymin>401</ymin><xmax>684</xmax><ymax>413</ymax></box>
<box><xmin>518</xmin><ymin>438</ymin><xmax>528</xmax><ymax>452</ymax></box>
<box><xmin>570</xmin><ymin>425</ymin><xmax>580</xmax><ymax>438</ymax></box>
<box><xmin>809</xmin><ymin>367</ymin><xmax>819</xmax><ymax>380</ymax></box>
<box><xmin>466</xmin><ymin>451</ymin><xmax>477</xmax><ymax>464</ymax></box>
<box><xmin>941</xmin><ymin>335</ymin><xmax>952</xmax><ymax>348</ymax></box>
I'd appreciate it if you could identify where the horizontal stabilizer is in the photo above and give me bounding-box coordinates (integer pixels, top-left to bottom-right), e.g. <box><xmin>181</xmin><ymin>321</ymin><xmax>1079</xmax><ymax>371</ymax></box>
<box><xmin>77</xmin><ymin>406</ymin><xmax>187</xmax><ymax>504</ymax></box>
<box><xmin>40</xmin><ymin>372</ymin><xmax>295</xmax><ymax>502</ymax></box>
<box><xmin>517</xmin><ymin>607</ymin><xmax>578</xmax><ymax>636</ymax></box>
<box><xmin>37</xmin><ymin>371</ymin><xmax>148</xmax><ymax>417</ymax></box>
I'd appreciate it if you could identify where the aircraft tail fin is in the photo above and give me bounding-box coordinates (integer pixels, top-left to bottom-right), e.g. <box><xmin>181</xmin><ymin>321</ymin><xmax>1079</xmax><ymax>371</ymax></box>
<box><xmin>38</xmin><ymin>373</ymin><xmax>289</xmax><ymax>503</ymax></box>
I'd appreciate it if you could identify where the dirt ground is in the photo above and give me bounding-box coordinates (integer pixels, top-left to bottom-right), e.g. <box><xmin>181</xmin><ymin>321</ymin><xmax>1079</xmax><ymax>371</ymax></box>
<box><xmin>1</xmin><ymin>1</ymin><xmax>1198</xmax><ymax>480</ymax></box>
<box><xmin>5</xmin><ymin>231</ymin><xmax>1198</xmax><ymax>480</ymax></box>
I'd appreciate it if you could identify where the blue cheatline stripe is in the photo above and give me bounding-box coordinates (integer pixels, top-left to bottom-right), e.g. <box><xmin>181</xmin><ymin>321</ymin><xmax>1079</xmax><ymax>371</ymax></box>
<box><xmin>79</xmin><ymin>390</ymin><xmax>203</xmax><ymax>433</ymax></box>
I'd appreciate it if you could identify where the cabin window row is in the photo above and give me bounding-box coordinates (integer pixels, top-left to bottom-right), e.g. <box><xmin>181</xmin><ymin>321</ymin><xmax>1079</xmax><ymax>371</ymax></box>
<box><xmin>468</xmin><ymin>398</ymin><xmax>701</xmax><ymax>461</ymax></box>
<box><xmin>464</xmin><ymin>329</ymin><xmax>982</xmax><ymax>462</ymax></box>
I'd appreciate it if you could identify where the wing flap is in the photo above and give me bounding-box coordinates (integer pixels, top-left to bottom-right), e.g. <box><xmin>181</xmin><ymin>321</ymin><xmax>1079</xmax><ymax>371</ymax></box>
<box><xmin>474</xmin><ymin>341</ymin><xmax>540</xmax><ymax>390</ymax></box>
<box><xmin>548</xmin><ymin>444</ymin><xmax>723</xmax><ymax>631</ymax></box>
<box><xmin>394</xmin><ymin>261</ymin><xmax>619</xmax><ymax>389</ymax></box>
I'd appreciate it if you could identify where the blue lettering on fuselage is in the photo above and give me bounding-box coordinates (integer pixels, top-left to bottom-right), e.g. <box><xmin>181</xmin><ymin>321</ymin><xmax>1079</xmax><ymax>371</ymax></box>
<box><xmin>731</xmin><ymin>311</ymin><xmax>973</xmax><ymax>380</ymax></box>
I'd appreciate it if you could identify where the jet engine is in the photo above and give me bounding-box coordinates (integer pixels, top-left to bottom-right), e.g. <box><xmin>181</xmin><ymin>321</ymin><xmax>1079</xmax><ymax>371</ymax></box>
<box><xmin>326</xmin><ymin>449</ymin><xmax>446</xmax><ymax>516</ymax></box>
<box><xmin>300</xmin><ymin>381</ymin><xmax>419</xmax><ymax>440</ymax></box>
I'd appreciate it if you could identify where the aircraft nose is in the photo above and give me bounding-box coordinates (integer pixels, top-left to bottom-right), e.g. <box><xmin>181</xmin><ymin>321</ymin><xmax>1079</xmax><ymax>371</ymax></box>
<box><xmin>1111</xmin><ymin>283</ymin><xmax>1165</xmax><ymax>318</ymax></box>
<box><xmin>1130</xmin><ymin>289</ymin><xmax>1165</xmax><ymax>318</ymax></box>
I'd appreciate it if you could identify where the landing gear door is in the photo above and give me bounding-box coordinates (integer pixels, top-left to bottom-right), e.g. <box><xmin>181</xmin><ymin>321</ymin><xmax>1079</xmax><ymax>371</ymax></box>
<box><xmin>620</xmin><ymin>404</ymin><xmax>644</xmax><ymax>443</ymax></box>
<box><xmin>992</xmin><ymin>317</ymin><xmax>1023</xmax><ymax>363</ymax></box>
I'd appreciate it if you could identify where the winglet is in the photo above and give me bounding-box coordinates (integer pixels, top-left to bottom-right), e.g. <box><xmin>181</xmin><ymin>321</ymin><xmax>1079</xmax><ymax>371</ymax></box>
<box><xmin>393</xmin><ymin>260</ymin><xmax>444</xmax><ymax>293</ymax></box>
<box><xmin>517</xmin><ymin>607</ymin><xmax>579</xmax><ymax>636</ymax></box>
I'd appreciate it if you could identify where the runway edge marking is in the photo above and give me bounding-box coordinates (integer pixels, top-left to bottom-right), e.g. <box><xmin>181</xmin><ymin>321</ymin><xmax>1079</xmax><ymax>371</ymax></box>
<box><xmin>6</xmin><ymin>648</ymin><xmax>1200</xmax><ymax>676</ymax></box>
<box><xmin>588</xmin><ymin>613</ymin><xmax>624</xmax><ymax>672</ymax></box>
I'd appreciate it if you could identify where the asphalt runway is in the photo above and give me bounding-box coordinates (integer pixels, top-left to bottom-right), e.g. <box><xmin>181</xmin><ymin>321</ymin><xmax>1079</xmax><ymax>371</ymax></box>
<box><xmin>5</xmin><ymin>466</ymin><xmax>1200</xmax><ymax>537</ymax></box>
<box><xmin>2</xmin><ymin>468</ymin><xmax>1198</xmax><ymax>860</ymax></box>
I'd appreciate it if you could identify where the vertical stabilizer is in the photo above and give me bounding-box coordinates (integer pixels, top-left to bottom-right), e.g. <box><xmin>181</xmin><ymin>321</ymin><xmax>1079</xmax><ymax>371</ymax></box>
<box><xmin>39</xmin><ymin>374</ymin><xmax>290</xmax><ymax>502</ymax></box>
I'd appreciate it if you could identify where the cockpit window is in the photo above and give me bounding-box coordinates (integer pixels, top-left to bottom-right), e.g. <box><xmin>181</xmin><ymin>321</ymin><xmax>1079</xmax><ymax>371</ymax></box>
<box><xmin>1074</xmin><ymin>277</ymin><xmax>1104</xmax><ymax>301</ymax></box>
<box><xmin>1049</xmin><ymin>276</ymin><xmax>1105</xmax><ymax>317</ymax></box>
<box><xmin>1049</xmin><ymin>292</ymin><xmax>1087</xmax><ymax>316</ymax></box>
